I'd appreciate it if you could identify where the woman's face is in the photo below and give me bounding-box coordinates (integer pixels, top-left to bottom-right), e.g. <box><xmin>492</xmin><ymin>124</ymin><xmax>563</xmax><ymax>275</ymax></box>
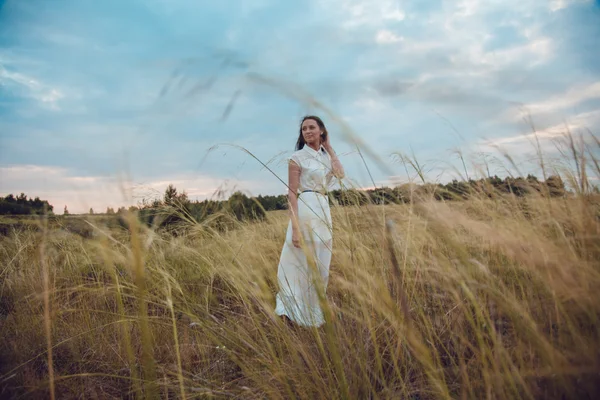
<box><xmin>301</xmin><ymin>118</ymin><xmax>322</xmax><ymax>146</ymax></box>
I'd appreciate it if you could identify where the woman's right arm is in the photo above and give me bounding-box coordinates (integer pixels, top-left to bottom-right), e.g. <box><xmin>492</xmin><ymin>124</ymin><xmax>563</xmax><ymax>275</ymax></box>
<box><xmin>288</xmin><ymin>160</ymin><xmax>301</xmax><ymax>248</ymax></box>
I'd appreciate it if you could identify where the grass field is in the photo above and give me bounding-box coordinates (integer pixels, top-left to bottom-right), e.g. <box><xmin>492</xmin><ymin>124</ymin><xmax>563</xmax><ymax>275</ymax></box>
<box><xmin>1</xmin><ymin>188</ymin><xmax>599</xmax><ymax>399</ymax></box>
<box><xmin>1</xmin><ymin>131</ymin><xmax>600</xmax><ymax>399</ymax></box>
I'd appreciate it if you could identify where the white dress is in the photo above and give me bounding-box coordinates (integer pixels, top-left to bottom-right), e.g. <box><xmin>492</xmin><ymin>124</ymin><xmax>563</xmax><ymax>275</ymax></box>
<box><xmin>274</xmin><ymin>145</ymin><xmax>335</xmax><ymax>327</ymax></box>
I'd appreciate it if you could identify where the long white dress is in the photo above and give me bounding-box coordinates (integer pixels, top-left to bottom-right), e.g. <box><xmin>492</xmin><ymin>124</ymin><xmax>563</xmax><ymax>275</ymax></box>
<box><xmin>274</xmin><ymin>145</ymin><xmax>335</xmax><ymax>327</ymax></box>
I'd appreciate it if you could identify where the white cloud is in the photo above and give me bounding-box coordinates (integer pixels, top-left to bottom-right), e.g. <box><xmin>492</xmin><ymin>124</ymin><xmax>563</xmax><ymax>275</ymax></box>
<box><xmin>335</xmin><ymin>0</ymin><xmax>407</xmax><ymax>28</ymax></box>
<box><xmin>453</xmin><ymin>0</ymin><xmax>480</xmax><ymax>18</ymax></box>
<box><xmin>450</xmin><ymin>109</ymin><xmax>600</xmax><ymax>181</ymax></box>
<box><xmin>0</xmin><ymin>165</ymin><xmax>271</xmax><ymax>214</ymax></box>
<box><xmin>549</xmin><ymin>0</ymin><xmax>591</xmax><ymax>12</ymax></box>
<box><xmin>483</xmin><ymin>124</ymin><xmax>568</xmax><ymax>148</ymax></box>
<box><xmin>375</xmin><ymin>29</ymin><xmax>403</xmax><ymax>44</ymax></box>
<box><xmin>445</xmin><ymin>28</ymin><xmax>552</xmax><ymax>76</ymax></box>
<box><xmin>495</xmin><ymin>81</ymin><xmax>600</xmax><ymax>125</ymax></box>
<box><xmin>384</xmin><ymin>7</ymin><xmax>405</xmax><ymax>21</ymax></box>
<box><xmin>480</xmin><ymin>109</ymin><xmax>600</xmax><ymax>148</ymax></box>
<box><xmin>479</xmin><ymin>38</ymin><xmax>553</xmax><ymax>68</ymax></box>
<box><xmin>519</xmin><ymin>81</ymin><xmax>600</xmax><ymax>116</ymax></box>
<box><xmin>330</xmin><ymin>0</ymin><xmax>557</xmax><ymax>84</ymax></box>
<box><xmin>0</xmin><ymin>165</ymin><xmax>128</xmax><ymax>213</ymax></box>
<box><xmin>0</xmin><ymin>64</ymin><xmax>64</xmax><ymax>109</ymax></box>
<box><xmin>550</xmin><ymin>0</ymin><xmax>569</xmax><ymax>11</ymax></box>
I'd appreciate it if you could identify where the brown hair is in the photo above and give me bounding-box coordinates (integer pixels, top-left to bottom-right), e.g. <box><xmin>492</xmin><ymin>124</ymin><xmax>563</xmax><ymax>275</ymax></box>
<box><xmin>295</xmin><ymin>115</ymin><xmax>328</xmax><ymax>151</ymax></box>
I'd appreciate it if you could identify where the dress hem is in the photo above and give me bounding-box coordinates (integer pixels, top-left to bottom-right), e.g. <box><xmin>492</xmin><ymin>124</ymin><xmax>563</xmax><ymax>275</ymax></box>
<box><xmin>275</xmin><ymin>293</ymin><xmax>325</xmax><ymax>328</ymax></box>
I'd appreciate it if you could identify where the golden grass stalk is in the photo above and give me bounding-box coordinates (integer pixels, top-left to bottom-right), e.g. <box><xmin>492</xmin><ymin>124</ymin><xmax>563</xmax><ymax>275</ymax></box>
<box><xmin>39</xmin><ymin>211</ymin><xmax>56</xmax><ymax>400</ymax></box>
<box><xmin>127</xmin><ymin>211</ymin><xmax>158</xmax><ymax>399</ymax></box>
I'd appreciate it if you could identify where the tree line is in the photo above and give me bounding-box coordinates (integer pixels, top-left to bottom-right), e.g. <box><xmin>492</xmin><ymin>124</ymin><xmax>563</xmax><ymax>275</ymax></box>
<box><xmin>0</xmin><ymin>193</ymin><xmax>53</xmax><ymax>215</ymax></box>
<box><xmin>330</xmin><ymin>174</ymin><xmax>567</xmax><ymax>206</ymax></box>
<box><xmin>134</xmin><ymin>174</ymin><xmax>567</xmax><ymax>229</ymax></box>
<box><xmin>1</xmin><ymin>174</ymin><xmax>567</xmax><ymax>222</ymax></box>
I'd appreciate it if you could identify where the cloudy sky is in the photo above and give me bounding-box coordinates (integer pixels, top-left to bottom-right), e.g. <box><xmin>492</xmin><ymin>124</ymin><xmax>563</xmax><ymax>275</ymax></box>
<box><xmin>1</xmin><ymin>0</ymin><xmax>599</xmax><ymax>213</ymax></box>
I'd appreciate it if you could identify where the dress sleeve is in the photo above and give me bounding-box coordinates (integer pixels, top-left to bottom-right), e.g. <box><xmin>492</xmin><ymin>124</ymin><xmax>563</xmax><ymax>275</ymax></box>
<box><xmin>288</xmin><ymin>153</ymin><xmax>302</xmax><ymax>193</ymax></box>
<box><xmin>289</xmin><ymin>153</ymin><xmax>301</xmax><ymax>168</ymax></box>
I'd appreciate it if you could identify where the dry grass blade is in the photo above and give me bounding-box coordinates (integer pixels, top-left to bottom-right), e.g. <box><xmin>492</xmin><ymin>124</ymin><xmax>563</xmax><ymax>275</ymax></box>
<box><xmin>1</xmin><ymin>123</ymin><xmax>599</xmax><ymax>399</ymax></box>
<box><xmin>39</xmin><ymin>212</ymin><xmax>56</xmax><ymax>400</ymax></box>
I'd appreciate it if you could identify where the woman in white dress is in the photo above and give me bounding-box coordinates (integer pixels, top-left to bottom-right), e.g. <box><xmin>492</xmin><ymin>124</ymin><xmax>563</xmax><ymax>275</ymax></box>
<box><xmin>274</xmin><ymin>116</ymin><xmax>345</xmax><ymax>327</ymax></box>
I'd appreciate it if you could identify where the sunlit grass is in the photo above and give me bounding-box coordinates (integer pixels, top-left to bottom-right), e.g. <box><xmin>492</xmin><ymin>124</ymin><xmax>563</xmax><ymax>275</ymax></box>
<box><xmin>1</xmin><ymin>130</ymin><xmax>599</xmax><ymax>399</ymax></box>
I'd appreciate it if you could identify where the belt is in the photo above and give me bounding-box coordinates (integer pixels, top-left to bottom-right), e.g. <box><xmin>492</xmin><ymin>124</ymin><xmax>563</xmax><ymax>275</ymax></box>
<box><xmin>300</xmin><ymin>190</ymin><xmax>327</xmax><ymax>196</ymax></box>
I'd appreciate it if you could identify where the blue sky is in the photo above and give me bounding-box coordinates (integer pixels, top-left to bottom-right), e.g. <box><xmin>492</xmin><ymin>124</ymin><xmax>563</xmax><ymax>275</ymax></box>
<box><xmin>1</xmin><ymin>0</ymin><xmax>599</xmax><ymax>213</ymax></box>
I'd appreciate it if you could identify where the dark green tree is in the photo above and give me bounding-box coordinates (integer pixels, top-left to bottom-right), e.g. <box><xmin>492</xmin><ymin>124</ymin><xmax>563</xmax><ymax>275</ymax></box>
<box><xmin>0</xmin><ymin>194</ymin><xmax>53</xmax><ymax>215</ymax></box>
<box><xmin>164</xmin><ymin>184</ymin><xmax>178</xmax><ymax>205</ymax></box>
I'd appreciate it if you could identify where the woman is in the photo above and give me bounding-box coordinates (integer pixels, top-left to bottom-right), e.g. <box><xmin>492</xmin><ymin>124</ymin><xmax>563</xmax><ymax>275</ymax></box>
<box><xmin>274</xmin><ymin>116</ymin><xmax>345</xmax><ymax>327</ymax></box>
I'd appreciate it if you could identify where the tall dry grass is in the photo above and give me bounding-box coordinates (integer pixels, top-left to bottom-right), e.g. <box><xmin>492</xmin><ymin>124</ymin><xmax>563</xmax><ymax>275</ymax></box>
<box><xmin>1</xmin><ymin>133</ymin><xmax>599</xmax><ymax>399</ymax></box>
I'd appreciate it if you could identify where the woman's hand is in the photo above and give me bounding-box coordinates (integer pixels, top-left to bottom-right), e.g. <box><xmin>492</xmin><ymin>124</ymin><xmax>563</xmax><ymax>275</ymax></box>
<box><xmin>322</xmin><ymin>133</ymin><xmax>345</xmax><ymax>179</ymax></box>
<box><xmin>292</xmin><ymin>228</ymin><xmax>301</xmax><ymax>248</ymax></box>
